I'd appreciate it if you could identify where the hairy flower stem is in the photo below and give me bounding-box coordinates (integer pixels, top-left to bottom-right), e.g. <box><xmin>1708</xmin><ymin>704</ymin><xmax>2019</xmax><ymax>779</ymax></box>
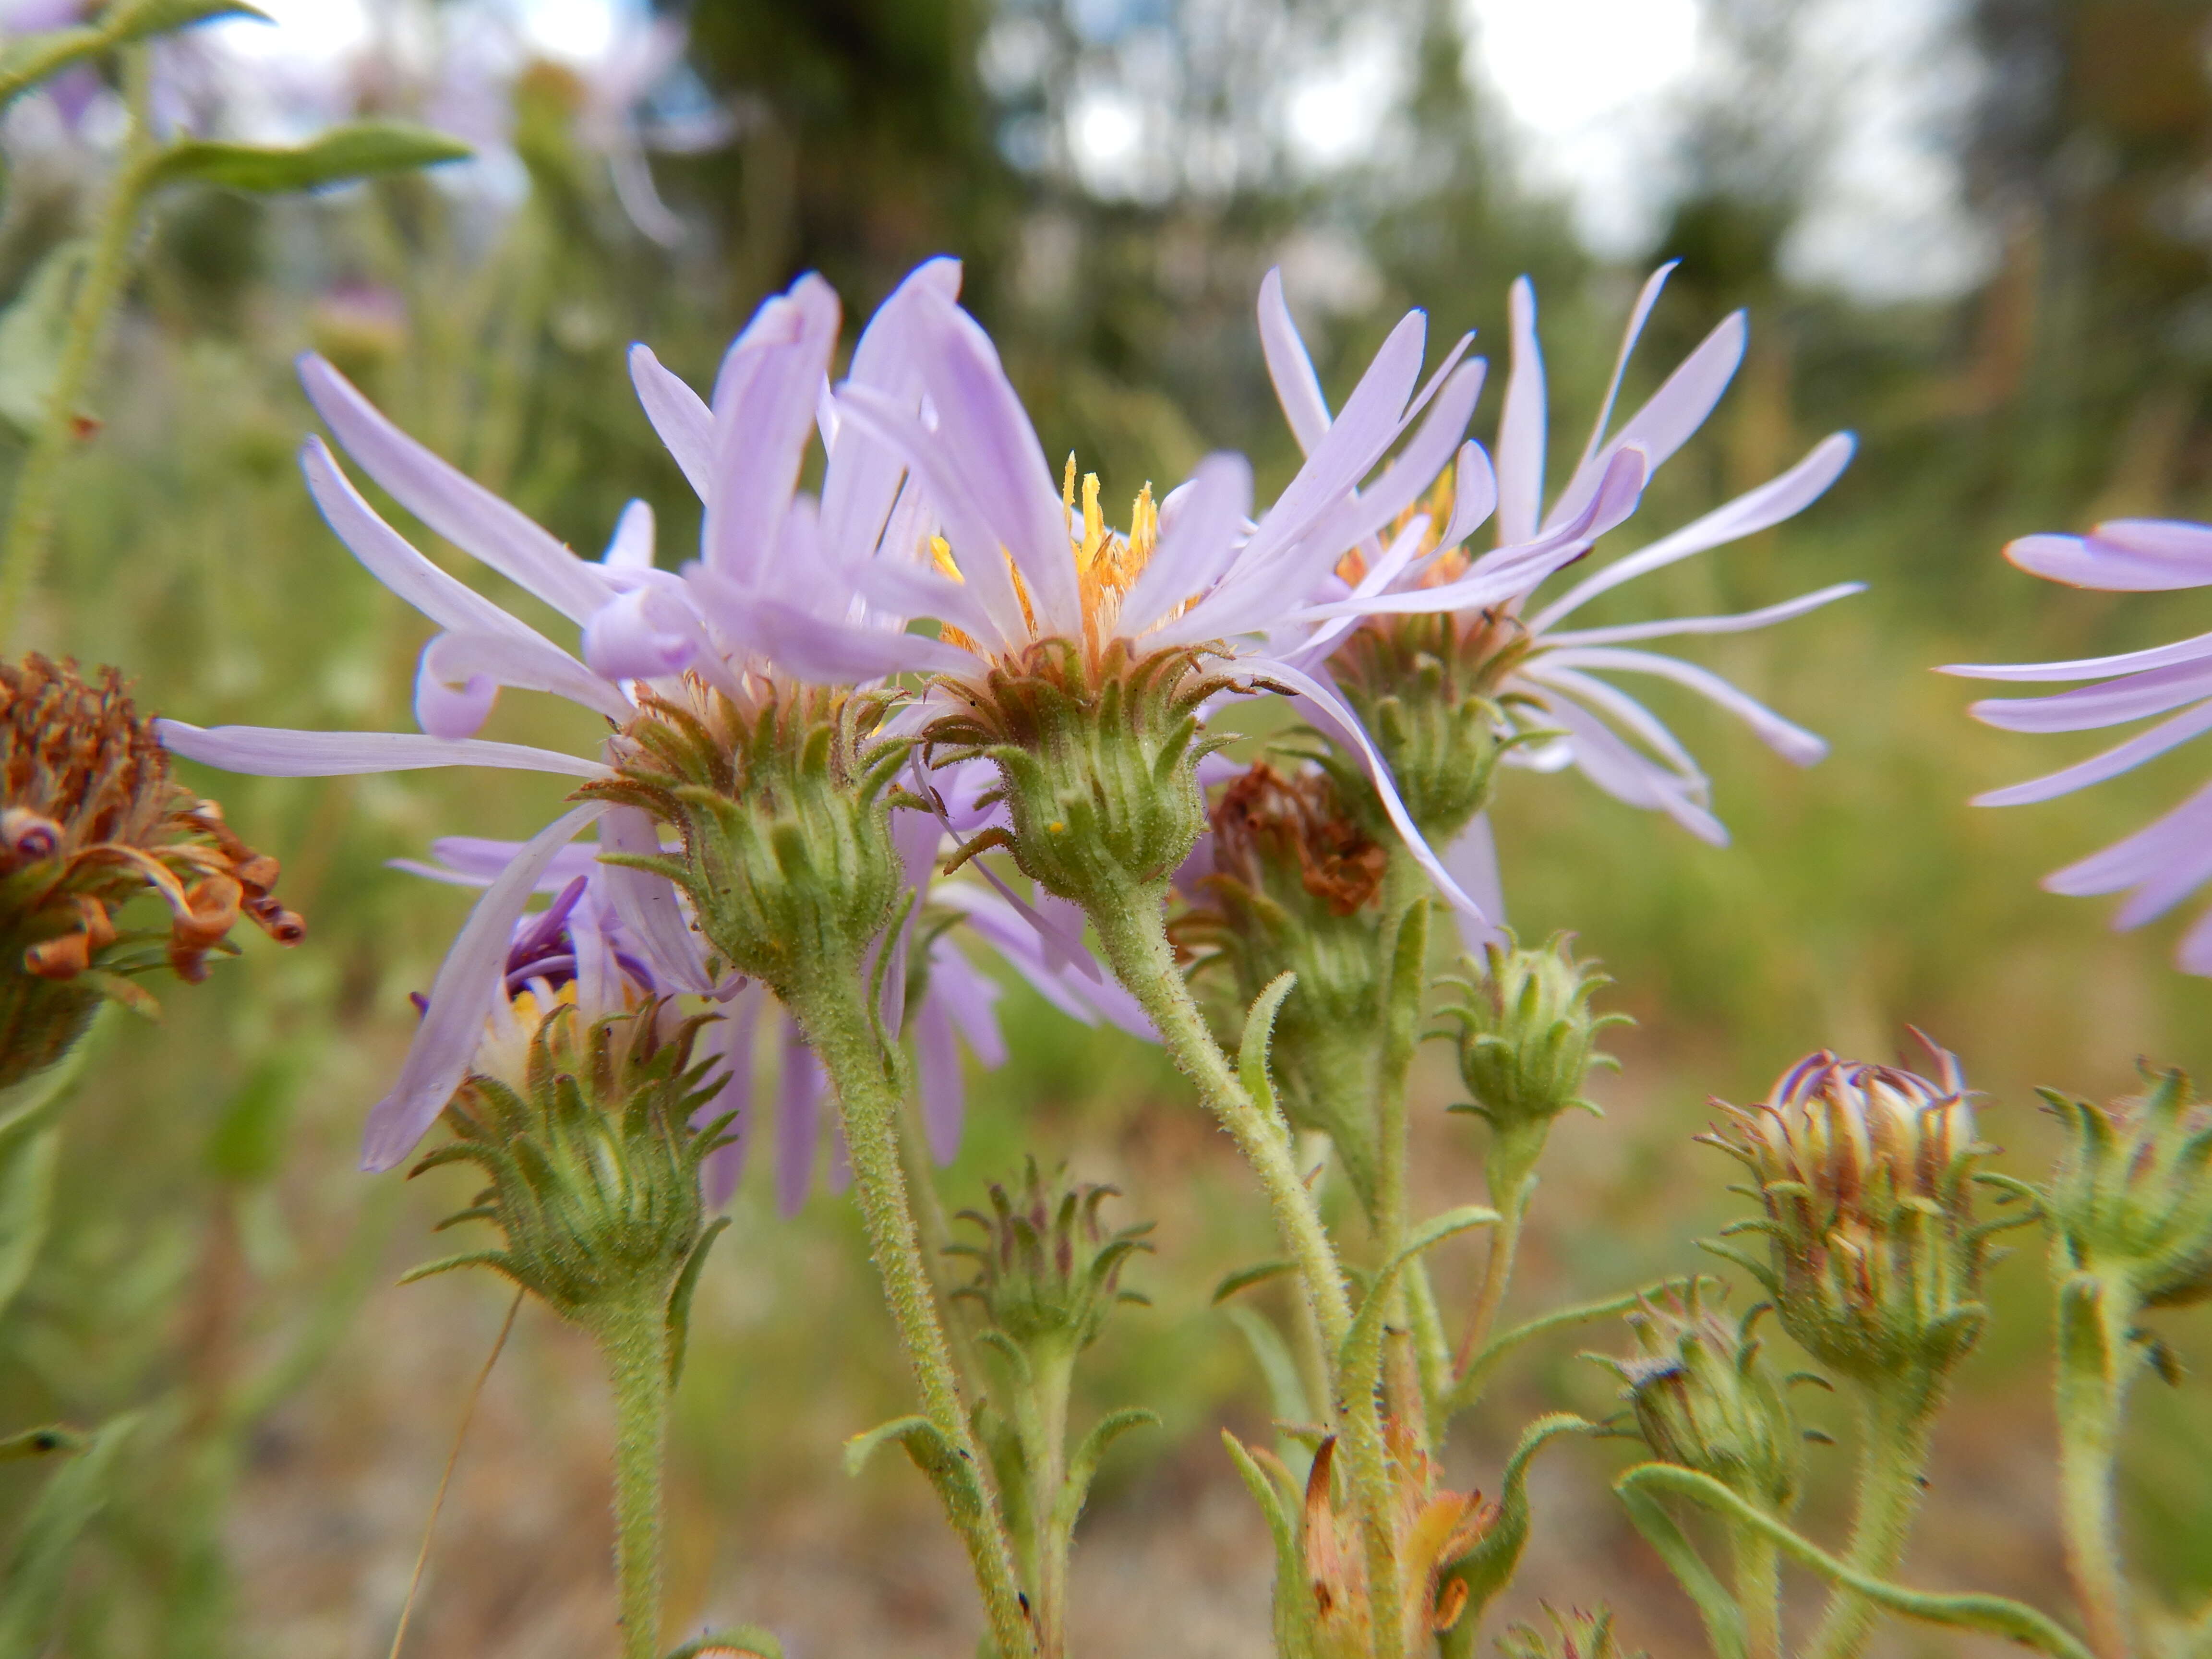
<box><xmin>2055</xmin><ymin>1274</ymin><xmax>2139</xmax><ymax>1659</ymax></box>
<box><xmin>780</xmin><ymin>967</ymin><xmax>1035</xmax><ymax>1659</ymax></box>
<box><xmin>1370</xmin><ymin>853</ymin><xmax>1430</xmax><ymax>1436</ymax></box>
<box><xmin>591</xmin><ymin>1297</ymin><xmax>672</xmax><ymax>1659</ymax></box>
<box><xmin>1019</xmin><ymin>1347</ymin><xmax>1077</xmax><ymax>1659</ymax></box>
<box><xmin>0</xmin><ymin>48</ymin><xmax>156</xmax><ymax>639</ymax></box>
<box><xmin>1734</xmin><ymin>1527</ymin><xmax>1784</xmax><ymax>1659</ymax></box>
<box><xmin>1084</xmin><ymin>885</ymin><xmax>1407</xmax><ymax>1658</ymax></box>
<box><xmin>1805</xmin><ymin>1379</ymin><xmax>1939</xmax><ymax>1659</ymax></box>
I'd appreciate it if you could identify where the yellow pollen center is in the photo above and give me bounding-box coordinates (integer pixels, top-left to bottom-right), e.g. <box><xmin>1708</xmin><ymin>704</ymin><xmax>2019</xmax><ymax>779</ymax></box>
<box><xmin>1336</xmin><ymin>466</ymin><xmax>1463</xmax><ymax>589</ymax></box>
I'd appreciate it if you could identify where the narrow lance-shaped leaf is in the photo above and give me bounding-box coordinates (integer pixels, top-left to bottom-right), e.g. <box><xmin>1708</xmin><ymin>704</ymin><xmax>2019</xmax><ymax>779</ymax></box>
<box><xmin>144</xmin><ymin>121</ymin><xmax>472</xmax><ymax>194</ymax></box>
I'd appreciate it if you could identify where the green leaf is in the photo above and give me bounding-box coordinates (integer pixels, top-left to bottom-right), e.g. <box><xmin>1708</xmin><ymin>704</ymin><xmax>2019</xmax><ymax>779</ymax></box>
<box><xmin>1055</xmin><ymin>1406</ymin><xmax>1158</xmax><ymax>1535</ymax></box>
<box><xmin>1616</xmin><ymin>1464</ymin><xmax>2098</xmax><ymax>1659</ymax></box>
<box><xmin>843</xmin><ymin>1413</ymin><xmax>946</xmax><ymax>1478</ymax></box>
<box><xmin>1212</xmin><ymin>1258</ymin><xmax>1294</xmax><ymax>1305</ymax></box>
<box><xmin>0</xmin><ymin>1412</ymin><xmax>140</xmax><ymax>1653</ymax></box>
<box><xmin>0</xmin><ymin>1012</ymin><xmax>107</xmax><ymax>1325</ymax></box>
<box><xmin>1221</xmin><ymin>1430</ymin><xmax>1315</xmax><ymax>1659</ymax></box>
<box><xmin>1438</xmin><ymin>1413</ymin><xmax>1597</xmax><ymax>1659</ymax></box>
<box><xmin>665</xmin><ymin>1216</ymin><xmax>729</xmax><ymax>1390</ymax></box>
<box><xmin>1223</xmin><ymin>1302</ymin><xmax>1313</xmax><ymax>1430</ymax></box>
<box><xmin>1238</xmin><ymin>971</ymin><xmax>1298</xmax><ymax>1128</ymax></box>
<box><xmin>0</xmin><ymin>2</ymin><xmax>265</xmax><ymax>109</ymax></box>
<box><xmin>1442</xmin><ymin>1277</ymin><xmax>1696</xmax><ymax>1425</ymax></box>
<box><xmin>145</xmin><ymin>121</ymin><xmax>471</xmax><ymax>194</ymax></box>
<box><xmin>0</xmin><ymin>240</ymin><xmax>91</xmax><ymax>436</ymax></box>
<box><xmin>1334</xmin><ymin>1204</ymin><xmax>1497</xmax><ymax>1395</ymax></box>
<box><xmin>1616</xmin><ymin>1476</ymin><xmax>1749</xmax><ymax>1659</ymax></box>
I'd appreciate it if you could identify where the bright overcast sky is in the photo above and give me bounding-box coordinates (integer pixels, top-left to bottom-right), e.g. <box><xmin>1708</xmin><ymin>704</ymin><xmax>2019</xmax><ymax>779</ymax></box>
<box><xmin>210</xmin><ymin>0</ymin><xmax>1988</xmax><ymax>303</ymax></box>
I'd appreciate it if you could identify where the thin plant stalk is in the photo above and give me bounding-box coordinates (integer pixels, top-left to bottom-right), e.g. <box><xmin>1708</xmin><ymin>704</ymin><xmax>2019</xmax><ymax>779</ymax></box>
<box><xmin>0</xmin><ymin>46</ymin><xmax>157</xmax><ymax>638</ymax></box>
<box><xmin>1735</xmin><ymin>1526</ymin><xmax>1784</xmax><ymax>1659</ymax></box>
<box><xmin>780</xmin><ymin>966</ymin><xmax>1035</xmax><ymax>1659</ymax></box>
<box><xmin>1804</xmin><ymin>1379</ymin><xmax>1939</xmax><ymax>1659</ymax></box>
<box><xmin>2055</xmin><ymin>1274</ymin><xmax>2139</xmax><ymax>1659</ymax></box>
<box><xmin>1083</xmin><ymin>883</ymin><xmax>1409</xmax><ymax>1659</ymax></box>
<box><xmin>593</xmin><ymin>1297</ymin><xmax>673</xmax><ymax>1659</ymax></box>
<box><xmin>1369</xmin><ymin>852</ymin><xmax>1429</xmax><ymax>1434</ymax></box>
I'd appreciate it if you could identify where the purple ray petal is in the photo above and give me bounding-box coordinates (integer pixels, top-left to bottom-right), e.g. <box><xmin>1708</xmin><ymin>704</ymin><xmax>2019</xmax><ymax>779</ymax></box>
<box><xmin>1561</xmin><ymin>263</ymin><xmax>1675</xmax><ymax>495</ymax></box>
<box><xmin>583</xmin><ymin>583</ymin><xmax>705</xmax><ymax>681</ymax></box>
<box><xmin>1542</xmin><ymin>582</ymin><xmax>1865</xmax><ymax>649</ymax></box>
<box><xmin>1938</xmin><ymin>630</ymin><xmax>2212</xmax><ymax>684</ymax></box>
<box><xmin>911</xmin><ymin>994</ymin><xmax>967</xmax><ymax>1166</ymax></box>
<box><xmin>1495</xmin><ymin>276</ymin><xmax>1547</xmax><ymax>545</ymax></box>
<box><xmin>1972</xmin><ymin>700</ymin><xmax>2212</xmax><ymax>806</ymax></box>
<box><xmin>697</xmin><ymin>985</ymin><xmax>764</xmax><ymax>1207</ymax></box>
<box><xmin>704</xmin><ymin>274</ymin><xmax>841</xmax><ymax>583</ymax></box>
<box><xmin>1117</xmin><ymin>452</ymin><xmax>1254</xmax><ymax>638</ymax></box>
<box><xmin>1970</xmin><ymin>659</ymin><xmax>2212</xmax><ymax>734</ymax></box>
<box><xmin>361</xmin><ymin>802</ymin><xmax>605</xmax><ymax>1171</ymax></box>
<box><xmin>1541</xmin><ymin>645</ymin><xmax>1830</xmax><ymax>765</ymax></box>
<box><xmin>2006</xmin><ymin>520</ymin><xmax>2212</xmax><ymax>592</ymax></box>
<box><xmin>415</xmin><ymin>652</ymin><xmax>498</xmax><ymax>740</ymax></box>
<box><xmin>156</xmin><ymin>721</ymin><xmax>606</xmax><ymax>779</ymax></box>
<box><xmin>1538</xmin><ymin>689</ymin><xmax>1729</xmax><ymax>845</ymax></box>
<box><xmin>1258</xmin><ymin>267</ymin><xmax>1332</xmax><ymax>453</ymax></box>
<box><xmin>748</xmin><ymin>599</ymin><xmax>977</xmax><ymax>684</ymax></box>
<box><xmin>1443</xmin><ymin>815</ymin><xmax>1508</xmax><ymax>954</ymax></box>
<box><xmin>603</xmin><ymin>500</ymin><xmax>657</xmax><ymax>570</ymax></box>
<box><xmin>628</xmin><ymin>342</ymin><xmax>713</xmax><ymax>497</ymax></box>
<box><xmin>421</xmin><ymin>628</ymin><xmax>634</xmax><ymax>723</ymax></box>
<box><xmin>597</xmin><ymin>805</ymin><xmax>712</xmax><ymax>993</ymax></box>
<box><xmin>775</xmin><ymin>1013</ymin><xmax>824</xmax><ymax>1216</ymax></box>
<box><xmin>2176</xmin><ymin>902</ymin><xmax>2212</xmax><ymax>975</ymax></box>
<box><xmin>300</xmin><ymin>355</ymin><xmax>614</xmax><ymax>625</ymax></box>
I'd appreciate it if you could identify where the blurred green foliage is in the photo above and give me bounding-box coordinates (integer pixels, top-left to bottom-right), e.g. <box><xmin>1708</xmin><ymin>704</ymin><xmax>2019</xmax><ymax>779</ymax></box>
<box><xmin>3</xmin><ymin>0</ymin><xmax>2212</xmax><ymax>1655</ymax></box>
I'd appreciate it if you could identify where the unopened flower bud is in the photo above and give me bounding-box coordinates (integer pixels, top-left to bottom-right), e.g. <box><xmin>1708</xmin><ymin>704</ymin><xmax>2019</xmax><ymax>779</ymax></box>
<box><xmin>0</xmin><ymin>655</ymin><xmax>301</xmax><ymax>1085</ymax></box>
<box><xmin>585</xmin><ymin>679</ymin><xmax>906</xmax><ymax>994</ymax></box>
<box><xmin>405</xmin><ymin>999</ymin><xmax>732</xmax><ymax>1336</ymax></box>
<box><xmin>1596</xmin><ymin>1286</ymin><xmax>1807</xmax><ymax>1515</ymax></box>
<box><xmin>949</xmin><ymin>1159</ymin><xmax>1153</xmax><ymax>1358</ymax></box>
<box><xmin>1497</xmin><ymin>1604</ymin><xmax>1642</xmax><ymax>1659</ymax></box>
<box><xmin>1172</xmin><ymin>761</ymin><xmax>1392</xmax><ymax>1207</ymax></box>
<box><xmin>2042</xmin><ymin>1066</ymin><xmax>2212</xmax><ymax>1309</ymax></box>
<box><xmin>1704</xmin><ymin>1034</ymin><xmax>2001</xmax><ymax>1393</ymax></box>
<box><xmin>1431</xmin><ymin>933</ymin><xmax>1626</xmax><ymax>1201</ymax></box>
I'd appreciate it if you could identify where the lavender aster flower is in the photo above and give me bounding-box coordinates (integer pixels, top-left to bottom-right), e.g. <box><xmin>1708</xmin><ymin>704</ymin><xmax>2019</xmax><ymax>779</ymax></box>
<box><xmin>796</xmin><ymin>261</ymin><xmax>1624</xmax><ymax>912</ymax></box>
<box><xmin>1273</xmin><ymin>264</ymin><xmax>1861</xmax><ymax>874</ymax></box>
<box><xmin>1940</xmin><ymin>517</ymin><xmax>2212</xmax><ymax>972</ymax></box>
<box><xmin>156</xmin><ymin>271</ymin><xmax>923</xmax><ymax>1168</ymax></box>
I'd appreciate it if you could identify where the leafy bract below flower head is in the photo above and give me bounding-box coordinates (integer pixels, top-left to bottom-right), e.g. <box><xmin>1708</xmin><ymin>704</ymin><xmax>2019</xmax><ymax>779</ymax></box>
<box><xmin>1262</xmin><ymin>264</ymin><xmax>1860</xmax><ymax>941</ymax></box>
<box><xmin>582</xmin><ymin>678</ymin><xmax>909</xmax><ymax>992</ymax></box>
<box><xmin>404</xmin><ymin>998</ymin><xmax>730</xmax><ymax>1339</ymax></box>
<box><xmin>1172</xmin><ymin>760</ymin><xmax>1395</xmax><ymax>1208</ymax></box>
<box><xmin>1702</xmin><ymin>1034</ymin><xmax>2007</xmax><ymax>1393</ymax></box>
<box><xmin>1595</xmin><ymin>1285</ymin><xmax>1806</xmax><ymax>1515</ymax></box>
<box><xmin>1940</xmin><ymin>516</ymin><xmax>2212</xmax><ymax>974</ymax></box>
<box><xmin>0</xmin><ymin>655</ymin><xmax>301</xmax><ymax>1084</ymax></box>
<box><xmin>2041</xmin><ymin>1065</ymin><xmax>2212</xmax><ymax>1310</ymax></box>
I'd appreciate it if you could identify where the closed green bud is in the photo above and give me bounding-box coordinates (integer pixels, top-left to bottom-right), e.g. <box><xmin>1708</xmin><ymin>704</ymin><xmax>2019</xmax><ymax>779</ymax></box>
<box><xmin>406</xmin><ymin>999</ymin><xmax>731</xmax><ymax>1342</ymax></box>
<box><xmin>924</xmin><ymin>637</ymin><xmax>1233</xmax><ymax>909</ymax></box>
<box><xmin>1172</xmin><ymin>761</ymin><xmax>1392</xmax><ymax>1208</ymax></box>
<box><xmin>949</xmin><ymin>1159</ymin><xmax>1153</xmax><ymax>1360</ymax></box>
<box><xmin>585</xmin><ymin>679</ymin><xmax>907</xmax><ymax>993</ymax></box>
<box><xmin>1432</xmin><ymin>933</ymin><xmax>1626</xmax><ymax>1202</ymax></box>
<box><xmin>1596</xmin><ymin>1286</ymin><xmax>1808</xmax><ymax>1515</ymax></box>
<box><xmin>1496</xmin><ymin>1604</ymin><xmax>1642</xmax><ymax>1659</ymax></box>
<box><xmin>1704</xmin><ymin>1035</ymin><xmax>2009</xmax><ymax>1395</ymax></box>
<box><xmin>2042</xmin><ymin>1066</ymin><xmax>2212</xmax><ymax>1310</ymax></box>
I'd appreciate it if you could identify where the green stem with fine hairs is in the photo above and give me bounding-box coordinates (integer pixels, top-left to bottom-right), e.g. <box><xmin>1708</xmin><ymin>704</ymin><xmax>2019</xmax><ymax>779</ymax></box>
<box><xmin>1083</xmin><ymin>883</ymin><xmax>1409</xmax><ymax>1659</ymax></box>
<box><xmin>1369</xmin><ymin>851</ymin><xmax>1430</xmax><ymax>1440</ymax></box>
<box><xmin>0</xmin><ymin>46</ymin><xmax>157</xmax><ymax>640</ymax></box>
<box><xmin>2055</xmin><ymin>1272</ymin><xmax>2140</xmax><ymax>1659</ymax></box>
<box><xmin>1804</xmin><ymin>1377</ymin><xmax>1940</xmax><ymax>1659</ymax></box>
<box><xmin>1734</xmin><ymin>1525</ymin><xmax>1784</xmax><ymax>1659</ymax></box>
<box><xmin>780</xmin><ymin>963</ymin><xmax>1035</xmax><ymax>1659</ymax></box>
<box><xmin>590</xmin><ymin>1297</ymin><xmax>672</xmax><ymax>1659</ymax></box>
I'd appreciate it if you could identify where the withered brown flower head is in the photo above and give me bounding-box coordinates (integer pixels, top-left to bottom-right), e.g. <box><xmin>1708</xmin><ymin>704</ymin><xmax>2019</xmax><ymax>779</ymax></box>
<box><xmin>0</xmin><ymin>655</ymin><xmax>301</xmax><ymax>1030</ymax></box>
<box><xmin>1205</xmin><ymin>761</ymin><xmax>1387</xmax><ymax>917</ymax></box>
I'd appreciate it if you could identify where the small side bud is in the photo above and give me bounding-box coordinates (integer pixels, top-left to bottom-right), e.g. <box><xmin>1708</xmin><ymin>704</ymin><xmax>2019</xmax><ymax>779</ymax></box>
<box><xmin>1431</xmin><ymin>932</ymin><xmax>1627</xmax><ymax>1202</ymax></box>
<box><xmin>2042</xmin><ymin>1066</ymin><xmax>2212</xmax><ymax>1309</ymax></box>
<box><xmin>1496</xmin><ymin>1604</ymin><xmax>1643</xmax><ymax>1659</ymax></box>
<box><xmin>950</xmin><ymin>1159</ymin><xmax>1154</xmax><ymax>1361</ymax></box>
<box><xmin>1595</xmin><ymin>1286</ymin><xmax>1805</xmax><ymax>1515</ymax></box>
<box><xmin>1702</xmin><ymin>1034</ymin><xmax>1994</xmax><ymax>1395</ymax></box>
